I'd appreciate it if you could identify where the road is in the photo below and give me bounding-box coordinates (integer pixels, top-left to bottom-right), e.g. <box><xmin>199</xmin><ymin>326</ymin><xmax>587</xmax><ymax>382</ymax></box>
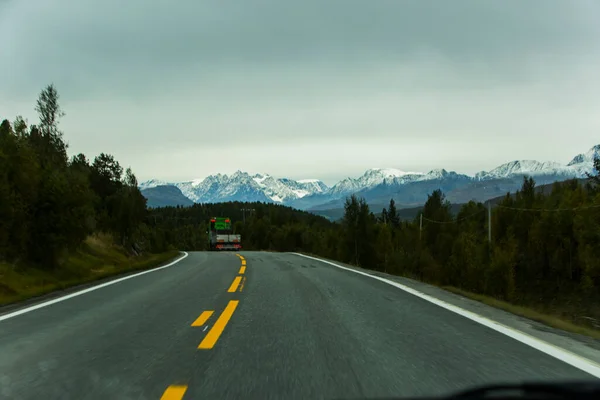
<box><xmin>0</xmin><ymin>251</ymin><xmax>597</xmax><ymax>399</ymax></box>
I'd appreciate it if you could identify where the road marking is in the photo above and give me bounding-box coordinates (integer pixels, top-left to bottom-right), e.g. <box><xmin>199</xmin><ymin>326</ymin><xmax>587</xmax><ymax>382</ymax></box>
<box><xmin>292</xmin><ymin>253</ymin><xmax>600</xmax><ymax>379</ymax></box>
<box><xmin>227</xmin><ymin>276</ymin><xmax>242</xmax><ymax>292</ymax></box>
<box><xmin>0</xmin><ymin>252</ymin><xmax>190</xmax><ymax>322</ymax></box>
<box><xmin>203</xmin><ymin>326</ymin><xmax>208</xmax><ymax>332</ymax></box>
<box><xmin>239</xmin><ymin>265</ymin><xmax>246</xmax><ymax>274</ymax></box>
<box><xmin>199</xmin><ymin>300</ymin><xmax>239</xmax><ymax>349</ymax></box>
<box><xmin>160</xmin><ymin>385</ymin><xmax>187</xmax><ymax>400</ymax></box>
<box><xmin>239</xmin><ymin>276</ymin><xmax>246</xmax><ymax>292</ymax></box>
<box><xmin>191</xmin><ymin>311</ymin><xmax>213</xmax><ymax>327</ymax></box>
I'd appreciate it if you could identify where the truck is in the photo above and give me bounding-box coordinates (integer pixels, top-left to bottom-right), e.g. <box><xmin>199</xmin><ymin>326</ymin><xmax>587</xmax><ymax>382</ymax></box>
<box><xmin>207</xmin><ymin>217</ymin><xmax>242</xmax><ymax>251</ymax></box>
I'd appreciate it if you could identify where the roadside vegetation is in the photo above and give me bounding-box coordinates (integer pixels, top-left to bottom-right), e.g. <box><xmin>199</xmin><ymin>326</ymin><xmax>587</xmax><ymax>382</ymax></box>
<box><xmin>0</xmin><ymin>234</ymin><xmax>179</xmax><ymax>305</ymax></box>
<box><xmin>151</xmin><ymin>159</ymin><xmax>600</xmax><ymax>338</ymax></box>
<box><xmin>0</xmin><ymin>85</ymin><xmax>179</xmax><ymax>305</ymax></box>
<box><xmin>4</xmin><ymin>85</ymin><xmax>600</xmax><ymax>339</ymax></box>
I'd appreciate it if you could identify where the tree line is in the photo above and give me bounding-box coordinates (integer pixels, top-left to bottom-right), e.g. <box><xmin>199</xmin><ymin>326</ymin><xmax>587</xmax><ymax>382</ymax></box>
<box><xmin>335</xmin><ymin>170</ymin><xmax>600</xmax><ymax>324</ymax></box>
<box><xmin>4</xmin><ymin>85</ymin><xmax>599</xmax><ymax>326</ymax></box>
<box><xmin>149</xmin><ymin>165</ymin><xmax>600</xmax><ymax>325</ymax></box>
<box><xmin>0</xmin><ymin>85</ymin><xmax>149</xmax><ymax>268</ymax></box>
<box><xmin>145</xmin><ymin>201</ymin><xmax>340</xmax><ymax>256</ymax></box>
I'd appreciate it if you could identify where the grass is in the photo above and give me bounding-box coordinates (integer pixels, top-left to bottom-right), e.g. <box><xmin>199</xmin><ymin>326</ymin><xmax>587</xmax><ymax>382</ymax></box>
<box><xmin>442</xmin><ymin>286</ymin><xmax>600</xmax><ymax>340</ymax></box>
<box><xmin>0</xmin><ymin>234</ymin><xmax>180</xmax><ymax>306</ymax></box>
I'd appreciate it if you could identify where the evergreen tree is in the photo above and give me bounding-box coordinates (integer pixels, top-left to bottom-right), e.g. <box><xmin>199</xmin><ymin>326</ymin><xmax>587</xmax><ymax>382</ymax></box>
<box><xmin>13</xmin><ymin>116</ymin><xmax>28</xmax><ymax>137</ymax></box>
<box><xmin>387</xmin><ymin>198</ymin><xmax>400</xmax><ymax>228</ymax></box>
<box><xmin>32</xmin><ymin>84</ymin><xmax>67</xmax><ymax>168</ymax></box>
<box><xmin>380</xmin><ymin>207</ymin><xmax>388</xmax><ymax>224</ymax></box>
<box><xmin>587</xmin><ymin>155</ymin><xmax>600</xmax><ymax>186</ymax></box>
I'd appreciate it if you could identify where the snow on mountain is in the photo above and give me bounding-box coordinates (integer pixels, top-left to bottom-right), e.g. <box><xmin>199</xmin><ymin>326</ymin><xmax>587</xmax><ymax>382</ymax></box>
<box><xmin>140</xmin><ymin>144</ymin><xmax>599</xmax><ymax>208</ymax></box>
<box><xmin>174</xmin><ymin>171</ymin><xmax>267</xmax><ymax>203</ymax></box>
<box><xmin>567</xmin><ymin>144</ymin><xmax>600</xmax><ymax>166</ymax></box>
<box><xmin>475</xmin><ymin>145</ymin><xmax>597</xmax><ymax>181</ymax></box>
<box><xmin>298</xmin><ymin>179</ymin><xmax>319</xmax><ymax>183</ymax></box>
<box><xmin>252</xmin><ymin>174</ymin><xmax>308</xmax><ymax>202</ymax></box>
<box><xmin>328</xmin><ymin>168</ymin><xmax>424</xmax><ymax>197</ymax></box>
<box><xmin>138</xmin><ymin>179</ymin><xmax>169</xmax><ymax>190</ymax></box>
<box><xmin>162</xmin><ymin>171</ymin><xmax>329</xmax><ymax>204</ymax></box>
<box><xmin>475</xmin><ymin>160</ymin><xmax>564</xmax><ymax>180</ymax></box>
<box><xmin>296</xmin><ymin>179</ymin><xmax>329</xmax><ymax>194</ymax></box>
<box><xmin>419</xmin><ymin>169</ymin><xmax>449</xmax><ymax>180</ymax></box>
<box><xmin>410</xmin><ymin>169</ymin><xmax>473</xmax><ymax>182</ymax></box>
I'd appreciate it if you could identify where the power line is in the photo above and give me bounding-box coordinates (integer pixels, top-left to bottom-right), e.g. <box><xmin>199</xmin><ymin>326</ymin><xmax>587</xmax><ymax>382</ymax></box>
<box><xmin>495</xmin><ymin>204</ymin><xmax>600</xmax><ymax>212</ymax></box>
<box><xmin>421</xmin><ymin>208</ymin><xmax>486</xmax><ymax>224</ymax></box>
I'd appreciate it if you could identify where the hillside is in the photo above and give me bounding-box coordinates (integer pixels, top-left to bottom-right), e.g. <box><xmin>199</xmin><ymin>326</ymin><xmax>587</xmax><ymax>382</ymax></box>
<box><xmin>0</xmin><ymin>234</ymin><xmax>179</xmax><ymax>306</ymax></box>
<box><xmin>314</xmin><ymin>177</ymin><xmax>592</xmax><ymax>222</ymax></box>
<box><xmin>141</xmin><ymin>185</ymin><xmax>194</xmax><ymax>208</ymax></box>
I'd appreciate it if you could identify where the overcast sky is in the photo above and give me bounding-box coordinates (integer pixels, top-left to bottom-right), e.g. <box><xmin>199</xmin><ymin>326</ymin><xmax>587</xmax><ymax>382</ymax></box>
<box><xmin>1</xmin><ymin>0</ymin><xmax>599</xmax><ymax>185</ymax></box>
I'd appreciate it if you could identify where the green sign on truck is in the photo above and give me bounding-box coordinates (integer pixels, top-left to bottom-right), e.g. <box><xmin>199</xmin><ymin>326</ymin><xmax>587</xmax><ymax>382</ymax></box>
<box><xmin>208</xmin><ymin>217</ymin><xmax>242</xmax><ymax>251</ymax></box>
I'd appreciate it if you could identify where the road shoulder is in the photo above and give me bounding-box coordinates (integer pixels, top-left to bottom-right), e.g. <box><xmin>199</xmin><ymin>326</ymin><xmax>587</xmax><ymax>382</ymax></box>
<box><xmin>291</xmin><ymin>252</ymin><xmax>600</xmax><ymax>371</ymax></box>
<box><xmin>0</xmin><ymin>251</ymin><xmax>186</xmax><ymax>319</ymax></box>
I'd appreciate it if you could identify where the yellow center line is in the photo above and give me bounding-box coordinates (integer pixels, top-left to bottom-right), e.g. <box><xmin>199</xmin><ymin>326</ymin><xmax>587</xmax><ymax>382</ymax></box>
<box><xmin>239</xmin><ymin>265</ymin><xmax>246</xmax><ymax>274</ymax></box>
<box><xmin>227</xmin><ymin>276</ymin><xmax>242</xmax><ymax>292</ymax></box>
<box><xmin>191</xmin><ymin>311</ymin><xmax>213</xmax><ymax>327</ymax></box>
<box><xmin>241</xmin><ymin>260</ymin><xmax>246</xmax><ymax>266</ymax></box>
<box><xmin>239</xmin><ymin>276</ymin><xmax>246</xmax><ymax>292</ymax></box>
<box><xmin>199</xmin><ymin>300</ymin><xmax>239</xmax><ymax>349</ymax></box>
<box><xmin>160</xmin><ymin>385</ymin><xmax>187</xmax><ymax>400</ymax></box>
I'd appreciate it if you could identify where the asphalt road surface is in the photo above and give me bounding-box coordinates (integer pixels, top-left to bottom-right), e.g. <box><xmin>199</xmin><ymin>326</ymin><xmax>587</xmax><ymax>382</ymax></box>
<box><xmin>0</xmin><ymin>251</ymin><xmax>597</xmax><ymax>399</ymax></box>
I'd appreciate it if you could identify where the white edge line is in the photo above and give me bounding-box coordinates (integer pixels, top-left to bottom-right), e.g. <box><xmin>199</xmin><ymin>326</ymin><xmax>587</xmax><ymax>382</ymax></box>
<box><xmin>0</xmin><ymin>252</ymin><xmax>189</xmax><ymax>322</ymax></box>
<box><xmin>292</xmin><ymin>252</ymin><xmax>600</xmax><ymax>379</ymax></box>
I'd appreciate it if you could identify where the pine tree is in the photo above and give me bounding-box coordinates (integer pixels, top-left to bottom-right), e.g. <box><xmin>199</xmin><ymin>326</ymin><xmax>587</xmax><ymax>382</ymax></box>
<box><xmin>387</xmin><ymin>198</ymin><xmax>400</xmax><ymax>228</ymax></box>
<box><xmin>33</xmin><ymin>84</ymin><xmax>67</xmax><ymax>168</ymax></box>
<box><xmin>380</xmin><ymin>207</ymin><xmax>388</xmax><ymax>224</ymax></box>
<box><xmin>343</xmin><ymin>195</ymin><xmax>361</xmax><ymax>265</ymax></box>
<box><xmin>13</xmin><ymin>116</ymin><xmax>28</xmax><ymax>137</ymax></box>
<box><xmin>586</xmin><ymin>155</ymin><xmax>600</xmax><ymax>186</ymax></box>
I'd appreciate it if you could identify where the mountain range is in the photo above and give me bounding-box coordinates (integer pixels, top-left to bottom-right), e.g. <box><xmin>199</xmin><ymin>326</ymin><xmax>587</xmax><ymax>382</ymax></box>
<box><xmin>140</xmin><ymin>144</ymin><xmax>599</xmax><ymax>215</ymax></box>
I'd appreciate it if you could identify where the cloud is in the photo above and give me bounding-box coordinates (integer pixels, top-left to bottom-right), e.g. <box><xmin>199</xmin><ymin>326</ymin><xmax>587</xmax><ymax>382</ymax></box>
<box><xmin>1</xmin><ymin>0</ymin><xmax>599</xmax><ymax>183</ymax></box>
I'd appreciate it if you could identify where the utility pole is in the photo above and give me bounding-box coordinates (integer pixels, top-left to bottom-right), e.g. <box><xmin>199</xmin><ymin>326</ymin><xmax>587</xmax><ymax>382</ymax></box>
<box><xmin>419</xmin><ymin>214</ymin><xmax>423</xmax><ymax>241</ymax></box>
<box><xmin>488</xmin><ymin>201</ymin><xmax>492</xmax><ymax>243</ymax></box>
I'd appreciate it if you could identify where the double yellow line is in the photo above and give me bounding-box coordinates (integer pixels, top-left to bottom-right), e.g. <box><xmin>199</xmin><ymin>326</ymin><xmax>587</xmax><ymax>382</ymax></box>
<box><xmin>229</xmin><ymin>254</ymin><xmax>247</xmax><ymax>292</ymax></box>
<box><xmin>198</xmin><ymin>254</ymin><xmax>247</xmax><ymax>348</ymax></box>
<box><xmin>161</xmin><ymin>253</ymin><xmax>248</xmax><ymax>399</ymax></box>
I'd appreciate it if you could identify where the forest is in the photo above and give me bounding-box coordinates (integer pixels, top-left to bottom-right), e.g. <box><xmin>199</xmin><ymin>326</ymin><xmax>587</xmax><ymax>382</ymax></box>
<box><xmin>2</xmin><ymin>85</ymin><xmax>600</xmax><ymax>332</ymax></box>
<box><xmin>148</xmin><ymin>166</ymin><xmax>600</xmax><ymax>330</ymax></box>
<box><xmin>0</xmin><ymin>85</ymin><xmax>153</xmax><ymax>270</ymax></box>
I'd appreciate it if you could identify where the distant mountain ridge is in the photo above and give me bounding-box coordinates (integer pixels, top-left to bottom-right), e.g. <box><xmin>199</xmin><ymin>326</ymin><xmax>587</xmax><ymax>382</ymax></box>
<box><xmin>140</xmin><ymin>144</ymin><xmax>599</xmax><ymax>210</ymax></box>
<box><xmin>141</xmin><ymin>185</ymin><xmax>194</xmax><ymax>208</ymax></box>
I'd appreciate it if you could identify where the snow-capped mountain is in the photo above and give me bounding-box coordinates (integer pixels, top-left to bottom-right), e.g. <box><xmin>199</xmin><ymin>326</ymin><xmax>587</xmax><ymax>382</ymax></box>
<box><xmin>140</xmin><ymin>144</ymin><xmax>599</xmax><ymax>209</ymax></box>
<box><xmin>569</xmin><ymin>144</ymin><xmax>600</xmax><ymax>164</ymax></box>
<box><xmin>140</xmin><ymin>171</ymin><xmax>330</xmax><ymax>205</ymax></box>
<box><xmin>327</xmin><ymin>168</ymin><xmax>424</xmax><ymax>197</ymax></box>
<box><xmin>475</xmin><ymin>160</ymin><xmax>581</xmax><ymax>181</ymax></box>
<box><xmin>138</xmin><ymin>179</ymin><xmax>169</xmax><ymax>190</ymax></box>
